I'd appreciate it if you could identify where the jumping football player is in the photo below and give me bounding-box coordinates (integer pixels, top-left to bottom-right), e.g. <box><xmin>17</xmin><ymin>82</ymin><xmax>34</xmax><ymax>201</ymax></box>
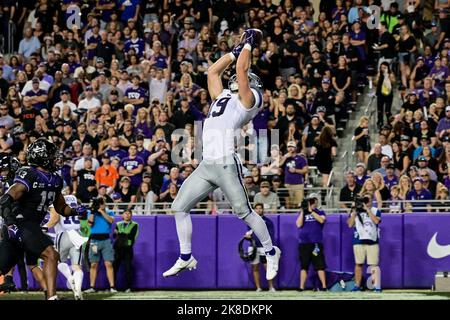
<box><xmin>45</xmin><ymin>192</ymin><xmax>88</xmax><ymax>300</ymax></box>
<box><xmin>163</xmin><ymin>29</ymin><xmax>281</xmax><ymax>280</ymax></box>
<box><xmin>0</xmin><ymin>138</ymin><xmax>87</xmax><ymax>300</ymax></box>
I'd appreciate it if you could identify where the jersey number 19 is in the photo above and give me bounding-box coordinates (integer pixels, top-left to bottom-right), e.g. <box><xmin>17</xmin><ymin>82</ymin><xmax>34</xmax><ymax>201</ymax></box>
<box><xmin>207</xmin><ymin>97</ymin><xmax>231</xmax><ymax>118</ymax></box>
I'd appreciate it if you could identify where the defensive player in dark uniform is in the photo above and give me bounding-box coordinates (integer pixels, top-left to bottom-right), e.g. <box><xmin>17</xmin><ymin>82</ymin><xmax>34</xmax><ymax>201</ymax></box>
<box><xmin>0</xmin><ymin>138</ymin><xmax>87</xmax><ymax>300</ymax></box>
<box><xmin>0</xmin><ymin>156</ymin><xmax>48</xmax><ymax>296</ymax></box>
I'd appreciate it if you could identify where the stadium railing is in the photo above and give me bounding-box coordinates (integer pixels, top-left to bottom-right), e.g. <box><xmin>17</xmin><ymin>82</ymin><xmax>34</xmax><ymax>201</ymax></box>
<box><xmin>100</xmin><ymin>199</ymin><xmax>450</xmax><ymax>215</ymax></box>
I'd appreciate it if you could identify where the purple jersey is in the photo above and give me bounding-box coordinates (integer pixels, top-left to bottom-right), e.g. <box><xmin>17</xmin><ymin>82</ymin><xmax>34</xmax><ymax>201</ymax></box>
<box><xmin>350</xmin><ymin>30</ymin><xmax>366</xmax><ymax>60</ymax></box>
<box><xmin>87</xmin><ymin>34</ymin><xmax>101</xmax><ymax>60</ymax></box>
<box><xmin>384</xmin><ymin>175</ymin><xmax>398</xmax><ymax>189</ymax></box>
<box><xmin>151</xmin><ymin>54</ymin><xmax>168</xmax><ymax>69</ymax></box>
<box><xmin>297</xmin><ymin>209</ymin><xmax>326</xmax><ymax>244</ymax></box>
<box><xmin>137</xmin><ymin>148</ymin><xmax>151</xmax><ymax>164</ymax></box>
<box><xmin>125</xmin><ymin>86</ymin><xmax>147</xmax><ymax>111</ymax></box>
<box><xmin>429</xmin><ymin>66</ymin><xmax>449</xmax><ymax>88</ymax></box>
<box><xmin>25</xmin><ymin>89</ymin><xmax>47</xmax><ymax>111</ymax></box>
<box><xmin>284</xmin><ymin>154</ymin><xmax>307</xmax><ymax>185</ymax></box>
<box><xmin>119</xmin><ymin>156</ymin><xmax>145</xmax><ymax>187</ymax></box>
<box><xmin>98</xmin><ymin>0</ymin><xmax>115</xmax><ymax>22</ymax></box>
<box><xmin>406</xmin><ymin>189</ymin><xmax>432</xmax><ymax>212</ymax></box>
<box><xmin>105</xmin><ymin>148</ymin><xmax>128</xmax><ymax>160</ymax></box>
<box><xmin>355</xmin><ymin>174</ymin><xmax>369</xmax><ymax>186</ymax></box>
<box><xmin>124</xmin><ymin>38</ymin><xmax>145</xmax><ymax>57</ymax></box>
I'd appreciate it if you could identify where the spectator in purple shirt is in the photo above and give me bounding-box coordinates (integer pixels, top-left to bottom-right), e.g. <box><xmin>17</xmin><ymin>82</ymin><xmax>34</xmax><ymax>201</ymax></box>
<box><xmin>355</xmin><ymin>162</ymin><xmax>370</xmax><ymax>186</ymax></box>
<box><xmin>124</xmin><ymin>75</ymin><xmax>147</xmax><ymax>113</ymax></box>
<box><xmin>104</xmin><ymin>136</ymin><xmax>128</xmax><ymax>160</ymax></box>
<box><xmin>124</xmin><ymin>29</ymin><xmax>145</xmax><ymax>58</ymax></box>
<box><xmin>279</xmin><ymin>140</ymin><xmax>308</xmax><ymax>209</ymax></box>
<box><xmin>25</xmin><ymin>77</ymin><xmax>48</xmax><ymax>111</ymax></box>
<box><xmin>119</xmin><ymin>143</ymin><xmax>145</xmax><ymax>190</ymax></box>
<box><xmin>296</xmin><ymin>193</ymin><xmax>327</xmax><ymax>291</ymax></box>
<box><xmin>383</xmin><ymin>164</ymin><xmax>398</xmax><ymax>189</ymax></box>
<box><xmin>148</xmin><ymin>41</ymin><xmax>168</xmax><ymax>69</ymax></box>
<box><xmin>135</xmin><ymin>135</ymin><xmax>151</xmax><ymax>163</ymax></box>
<box><xmin>159</xmin><ymin>167</ymin><xmax>184</xmax><ymax>200</ymax></box>
<box><xmin>429</xmin><ymin>58</ymin><xmax>449</xmax><ymax>93</ymax></box>
<box><xmin>436</xmin><ymin>105</ymin><xmax>450</xmax><ymax>139</ymax></box>
<box><xmin>406</xmin><ymin>177</ymin><xmax>433</xmax><ymax>212</ymax></box>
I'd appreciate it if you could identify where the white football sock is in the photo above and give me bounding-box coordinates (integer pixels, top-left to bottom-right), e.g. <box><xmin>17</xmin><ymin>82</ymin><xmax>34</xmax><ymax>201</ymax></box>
<box><xmin>175</xmin><ymin>211</ymin><xmax>192</xmax><ymax>254</ymax></box>
<box><xmin>72</xmin><ymin>269</ymin><xmax>84</xmax><ymax>293</ymax></box>
<box><xmin>243</xmin><ymin>211</ymin><xmax>274</xmax><ymax>253</ymax></box>
<box><xmin>57</xmin><ymin>262</ymin><xmax>72</xmax><ymax>281</ymax></box>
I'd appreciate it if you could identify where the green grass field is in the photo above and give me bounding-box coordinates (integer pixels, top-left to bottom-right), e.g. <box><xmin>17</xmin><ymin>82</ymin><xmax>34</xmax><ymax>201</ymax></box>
<box><xmin>1</xmin><ymin>290</ymin><xmax>450</xmax><ymax>300</ymax></box>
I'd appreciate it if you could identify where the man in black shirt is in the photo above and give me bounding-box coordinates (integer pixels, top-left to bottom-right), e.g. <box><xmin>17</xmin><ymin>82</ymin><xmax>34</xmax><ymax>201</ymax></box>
<box><xmin>74</xmin><ymin>158</ymin><xmax>97</xmax><ymax>203</ymax></box>
<box><xmin>148</xmin><ymin>150</ymin><xmax>176</xmax><ymax>193</ymax></box>
<box><xmin>316</xmin><ymin>77</ymin><xmax>336</xmax><ymax>116</ymax></box>
<box><xmin>436</xmin><ymin>8</ymin><xmax>450</xmax><ymax>51</ymax></box>
<box><xmin>340</xmin><ymin>171</ymin><xmax>362</xmax><ymax>210</ymax></box>
<box><xmin>19</xmin><ymin>97</ymin><xmax>41</xmax><ymax>132</ymax></box>
<box><xmin>279</xmin><ymin>31</ymin><xmax>300</xmax><ymax>80</ymax></box>
<box><xmin>375</xmin><ymin>21</ymin><xmax>396</xmax><ymax>68</ymax></box>
<box><xmin>305</xmin><ymin>49</ymin><xmax>330</xmax><ymax>89</ymax></box>
<box><xmin>154</xmin><ymin>111</ymin><xmax>175</xmax><ymax>143</ymax></box>
<box><xmin>95</xmin><ymin>31</ymin><xmax>116</xmax><ymax>67</ymax></box>
<box><xmin>171</xmin><ymin>98</ymin><xmax>195</xmax><ymax>129</ymax></box>
<box><xmin>192</xmin><ymin>0</ymin><xmax>212</xmax><ymax>25</ymax></box>
<box><xmin>410</xmin><ymin>57</ymin><xmax>431</xmax><ymax>88</ymax></box>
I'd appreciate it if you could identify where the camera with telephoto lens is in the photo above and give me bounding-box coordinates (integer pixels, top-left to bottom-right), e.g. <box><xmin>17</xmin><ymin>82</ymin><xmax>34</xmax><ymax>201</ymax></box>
<box><xmin>354</xmin><ymin>195</ymin><xmax>369</xmax><ymax>211</ymax></box>
<box><xmin>91</xmin><ymin>197</ymin><xmax>105</xmax><ymax>212</ymax></box>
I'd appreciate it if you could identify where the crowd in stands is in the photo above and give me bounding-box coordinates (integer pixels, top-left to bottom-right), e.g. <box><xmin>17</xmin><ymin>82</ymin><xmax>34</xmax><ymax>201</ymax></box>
<box><xmin>1</xmin><ymin>0</ymin><xmax>449</xmax><ymax>214</ymax></box>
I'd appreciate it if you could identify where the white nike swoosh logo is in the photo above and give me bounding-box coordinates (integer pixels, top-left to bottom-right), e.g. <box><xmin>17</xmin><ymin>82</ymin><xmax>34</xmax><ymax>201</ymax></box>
<box><xmin>427</xmin><ymin>232</ymin><xmax>450</xmax><ymax>259</ymax></box>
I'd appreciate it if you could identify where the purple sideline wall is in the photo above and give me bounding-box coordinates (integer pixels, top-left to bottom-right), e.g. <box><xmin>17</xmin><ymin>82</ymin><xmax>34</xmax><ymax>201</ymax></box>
<box><xmin>14</xmin><ymin>214</ymin><xmax>450</xmax><ymax>290</ymax></box>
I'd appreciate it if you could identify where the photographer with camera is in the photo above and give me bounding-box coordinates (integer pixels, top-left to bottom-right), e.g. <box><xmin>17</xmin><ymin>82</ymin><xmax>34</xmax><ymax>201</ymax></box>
<box><xmin>84</xmin><ymin>196</ymin><xmax>117</xmax><ymax>294</ymax></box>
<box><xmin>296</xmin><ymin>193</ymin><xmax>327</xmax><ymax>292</ymax></box>
<box><xmin>347</xmin><ymin>193</ymin><xmax>382</xmax><ymax>292</ymax></box>
<box><xmin>113</xmin><ymin>209</ymin><xmax>139</xmax><ymax>293</ymax></box>
<box><xmin>243</xmin><ymin>203</ymin><xmax>276</xmax><ymax>292</ymax></box>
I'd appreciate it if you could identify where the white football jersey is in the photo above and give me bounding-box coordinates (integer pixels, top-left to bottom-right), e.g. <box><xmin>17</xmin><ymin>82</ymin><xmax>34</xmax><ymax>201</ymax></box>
<box><xmin>53</xmin><ymin>195</ymin><xmax>81</xmax><ymax>234</ymax></box>
<box><xmin>202</xmin><ymin>88</ymin><xmax>262</xmax><ymax>160</ymax></box>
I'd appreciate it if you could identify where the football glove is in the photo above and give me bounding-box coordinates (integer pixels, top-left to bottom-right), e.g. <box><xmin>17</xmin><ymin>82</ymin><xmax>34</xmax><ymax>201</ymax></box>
<box><xmin>230</xmin><ymin>42</ymin><xmax>245</xmax><ymax>59</ymax></box>
<box><xmin>73</xmin><ymin>204</ymin><xmax>88</xmax><ymax>220</ymax></box>
<box><xmin>241</xmin><ymin>28</ymin><xmax>263</xmax><ymax>49</ymax></box>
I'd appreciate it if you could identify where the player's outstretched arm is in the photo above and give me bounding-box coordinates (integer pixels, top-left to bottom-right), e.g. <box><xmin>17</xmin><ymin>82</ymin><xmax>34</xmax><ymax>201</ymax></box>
<box><xmin>236</xmin><ymin>44</ymin><xmax>254</xmax><ymax>109</ymax></box>
<box><xmin>53</xmin><ymin>193</ymin><xmax>87</xmax><ymax>219</ymax></box>
<box><xmin>207</xmin><ymin>53</ymin><xmax>234</xmax><ymax>100</ymax></box>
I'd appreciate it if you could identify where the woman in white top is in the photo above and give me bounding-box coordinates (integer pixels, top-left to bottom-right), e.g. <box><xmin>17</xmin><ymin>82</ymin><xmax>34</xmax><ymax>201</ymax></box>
<box><xmin>134</xmin><ymin>181</ymin><xmax>158</xmax><ymax>215</ymax></box>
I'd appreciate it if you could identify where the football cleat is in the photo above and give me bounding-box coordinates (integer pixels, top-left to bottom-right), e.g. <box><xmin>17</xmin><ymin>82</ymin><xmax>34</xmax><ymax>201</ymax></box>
<box><xmin>163</xmin><ymin>256</ymin><xmax>198</xmax><ymax>278</ymax></box>
<box><xmin>265</xmin><ymin>246</ymin><xmax>281</xmax><ymax>281</ymax></box>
